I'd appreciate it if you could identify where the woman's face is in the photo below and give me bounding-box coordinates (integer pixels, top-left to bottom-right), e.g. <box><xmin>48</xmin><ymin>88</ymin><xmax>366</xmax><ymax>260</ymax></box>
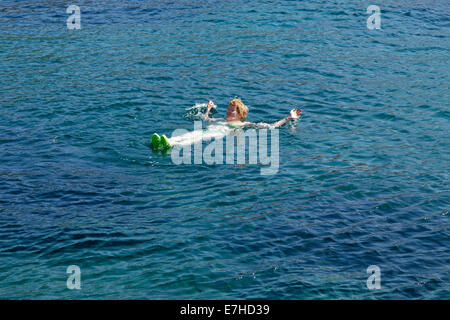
<box><xmin>226</xmin><ymin>104</ymin><xmax>239</xmax><ymax>120</ymax></box>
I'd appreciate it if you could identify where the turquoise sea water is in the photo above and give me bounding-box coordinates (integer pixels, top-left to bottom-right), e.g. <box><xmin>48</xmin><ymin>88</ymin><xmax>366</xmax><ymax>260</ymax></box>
<box><xmin>0</xmin><ymin>0</ymin><xmax>449</xmax><ymax>299</ymax></box>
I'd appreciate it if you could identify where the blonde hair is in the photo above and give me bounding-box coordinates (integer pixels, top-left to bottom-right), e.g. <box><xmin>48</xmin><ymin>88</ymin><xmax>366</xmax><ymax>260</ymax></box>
<box><xmin>229</xmin><ymin>98</ymin><xmax>249</xmax><ymax>120</ymax></box>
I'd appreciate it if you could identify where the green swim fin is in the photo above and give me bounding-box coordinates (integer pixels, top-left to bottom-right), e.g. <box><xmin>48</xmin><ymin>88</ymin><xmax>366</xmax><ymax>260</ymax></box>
<box><xmin>151</xmin><ymin>133</ymin><xmax>160</xmax><ymax>150</ymax></box>
<box><xmin>160</xmin><ymin>134</ymin><xmax>171</xmax><ymax>150</ymax></box>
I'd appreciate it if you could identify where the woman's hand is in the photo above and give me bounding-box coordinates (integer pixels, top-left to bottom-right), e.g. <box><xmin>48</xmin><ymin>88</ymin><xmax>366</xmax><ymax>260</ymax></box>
<box><xmin>203</xmin><ymin>100</ymin><xmax>215</xmax><ymax>120</ymax></box>
<box><xmin>288</xmin><ymin>109</ymin><xmax>302</xmax><ymax>120</ymax></box>
<box><xmin>206</xmin><ymin>100</ymin><xmax>215</xmax><ymax>113</ymax></box>
<box><xmin>203</xmin><ymin>100</ymin><xmax>220</xmax><ymax>122</ymax></box>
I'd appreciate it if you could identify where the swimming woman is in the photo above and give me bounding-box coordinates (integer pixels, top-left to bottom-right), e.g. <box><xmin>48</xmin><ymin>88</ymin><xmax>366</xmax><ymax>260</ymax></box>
<box><xmin>151</xmin><ymin>98</ymin><xmax>301</xmax><ymax>150</ymax></box>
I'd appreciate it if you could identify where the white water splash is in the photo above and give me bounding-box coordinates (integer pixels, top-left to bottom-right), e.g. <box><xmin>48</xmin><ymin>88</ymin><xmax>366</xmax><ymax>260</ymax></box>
<box><xmin>183</xmin><ymin>102</ymin><xmax>217</xmax><ymax>121</ymax></box>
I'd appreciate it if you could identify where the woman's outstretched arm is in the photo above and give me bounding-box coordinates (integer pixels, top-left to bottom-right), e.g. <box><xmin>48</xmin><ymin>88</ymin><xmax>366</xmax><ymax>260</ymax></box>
<box><xmin>246</xmin><ymin>109</ymin><xmax>302</xmax><ymax>128</ymax></box>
